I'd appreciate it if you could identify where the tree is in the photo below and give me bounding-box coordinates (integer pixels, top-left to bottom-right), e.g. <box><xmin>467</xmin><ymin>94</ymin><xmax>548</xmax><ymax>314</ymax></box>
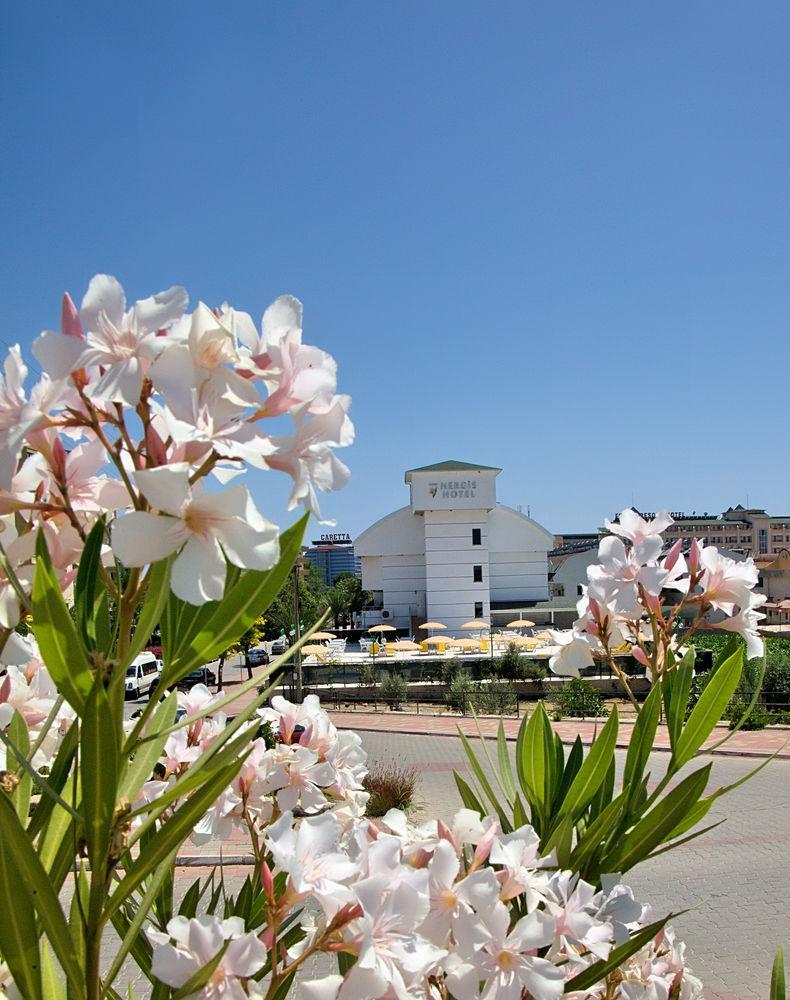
<box><xmin>262</xmin><ymin>562</ymin><xmax>326</xmax><ymax>641</ymax></box>
<box><xmin>321</xmin><ymin>574</ymin><xmax>370</xmax><ymax>629</ymax></box>
<box><xmin>217</xmin><ymin>615</ymin><xmax>266</xmax><ymax>690</ymax></box>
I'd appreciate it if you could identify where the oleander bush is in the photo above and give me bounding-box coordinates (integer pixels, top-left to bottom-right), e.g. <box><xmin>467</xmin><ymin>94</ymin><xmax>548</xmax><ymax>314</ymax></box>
<box><xmin>550</xmin><ymin>677</ymin><xmax>609</xmax><ymax>719</ymax></box>
<box><xmin>379</xmin><ymin>670</ymin><xmax>408</xmax><ymax>710</ymax></box>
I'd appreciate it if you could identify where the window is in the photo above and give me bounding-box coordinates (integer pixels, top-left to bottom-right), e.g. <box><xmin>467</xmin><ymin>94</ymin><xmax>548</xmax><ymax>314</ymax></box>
<box><xmin>472</xmin><ymin>528</ymin><xmax>482</xmax><ymax>546</ymax></box>
<box><xmin>473</xmin><ymin>565</ymin><xmax>483</xmax><ymax>583</ymax></box>
<box><xmin>577</xmin><ymin>585</ymin><xmax>584</xmax><ymax>596</ymax></box>
<box><xmin>474</xmin><ymin>601</ymin><xmax>483</xmax><ymax>618</ymax></box>
<box><xmin>759</xmin><ymin>528</ymin><xmax>768</xmax><ymax>554</ymax></box>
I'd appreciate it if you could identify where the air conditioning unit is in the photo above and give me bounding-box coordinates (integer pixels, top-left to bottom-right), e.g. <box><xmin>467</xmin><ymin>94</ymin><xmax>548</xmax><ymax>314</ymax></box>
<box><xmin>382</xmin><ymin>610</ymin><xmax>391</xmax><ymax>619</ymax></box>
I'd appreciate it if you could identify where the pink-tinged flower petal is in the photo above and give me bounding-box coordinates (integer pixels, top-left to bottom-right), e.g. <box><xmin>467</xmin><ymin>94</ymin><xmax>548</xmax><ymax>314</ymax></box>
<box><xmin>31</xmin><ymin>331</ymin><xmax>86</xmax><ymax>378</ymax></box>
<box><xmin>89</xmin><ymin>355</ymin><xmax>143</xmax><ymax>405</ymax></box>
<box><xmin>130</xmin><ymin>285</ymin><xmax>189</xmax><ymax>332</ymax></box>
<box><xmin>111</xmin><ymin>511</ymin><xmax>187</xmax><ymax>567</ymax></box>
<box><xmin>79</xmin><ymin>274</ymin><xmax>126</xmax><ymax>331</ymax></box>
<box><xmin>217</xmin><ymin>506</ymin><xmax>279</xmax><ymax>572</ymax></box>
<box><xmin>262</xmin><ymin>294</ymin><xmax>303</xmax><ymax>342</ymax></box>
<box><xmin>134</xmin><ymin>464</ymin><xmax>191</xmax><ymax>517</ymax></box>
<box><xmin>301</xmin><ymin>975</ymin><xmax>343</xmax><ymax>1000</ymax></box>
<box><xmin>172</xmin><ymin>535</ymin><xmax>226</xmax><ymax>604</ymax></box>
<box><xmin>150</xmin><ymin>943</ymin><xmax>196</xmax><ymax>987</ymax></box>
<box><xmin>223</xmin><ymin>933</ymin><xmax>267</xmax><ymax>977</ymax></box>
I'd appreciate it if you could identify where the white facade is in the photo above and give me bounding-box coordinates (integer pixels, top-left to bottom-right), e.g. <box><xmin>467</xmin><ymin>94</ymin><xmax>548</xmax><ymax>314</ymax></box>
<box><xmin>355</xmin><ymin>461</ymin><xmax>553</xmax><ymax>631</ymax></box>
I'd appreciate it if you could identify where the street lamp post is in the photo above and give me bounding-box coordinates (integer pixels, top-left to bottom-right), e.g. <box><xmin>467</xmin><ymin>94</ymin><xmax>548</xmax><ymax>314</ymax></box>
<box><xmin>293</xmin><ymin>560</ymin><xmax>303</xmax><ymax>701</ymax></box>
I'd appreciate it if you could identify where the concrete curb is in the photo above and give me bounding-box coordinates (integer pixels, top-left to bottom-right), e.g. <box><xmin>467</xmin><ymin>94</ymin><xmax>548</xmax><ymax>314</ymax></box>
<box><xmin>334</xmin><ymin>720</ymin><xmax>790</xmax><ymax>761</ymax></box>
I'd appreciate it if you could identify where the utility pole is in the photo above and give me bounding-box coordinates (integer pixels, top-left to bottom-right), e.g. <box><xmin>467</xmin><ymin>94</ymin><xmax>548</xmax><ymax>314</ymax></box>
<box><xmin>293</xmin><ymin>560</ymin><xmax>303</xmax><ymax>701</ymax></box>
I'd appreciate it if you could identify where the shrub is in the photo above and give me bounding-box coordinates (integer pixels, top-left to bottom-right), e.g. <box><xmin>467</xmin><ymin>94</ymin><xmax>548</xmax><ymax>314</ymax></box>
<box><xmin>550</xmin><ymin>678</ymin><xmax>608</xmax><ymax>718</ymax></box>
<box><xmin>444</xmin><ymin>670</ymin><xmax>474</xmax><ymax>713</ymax></box>
<box><xmin>359</xmin><ymin>662</ymin><xmax>379</xmax><ymax>687</ymax></box>
<box><xmin>379</xmin><ymin>670</ymin><xmax>408</xmax><ymax>710</ymax></box>
<box><xmin>363</xmin><ymin>762</ymin><xmax>418</xmax><ymax>816</ymax></box>
<box><xmin>495</xmin><ymin>643</ymin><xmax>524</xmax><ymax>681</ymax></box>
<box><xmin>442</xmin><ymin>657</ymin><xmax>463</xmax><ymax>685</ymax></box>
<box><xmin>471</xmin><ymin>682</ymin><xmax>518</xmax><ymax>715</ymax></box>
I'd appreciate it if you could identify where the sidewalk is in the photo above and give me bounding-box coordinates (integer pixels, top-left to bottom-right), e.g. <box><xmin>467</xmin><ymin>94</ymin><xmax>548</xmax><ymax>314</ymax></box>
<box><xmin>326</xmin><ymin>711</ymin><xmax>790</xmax><ymax>760</ymax></box>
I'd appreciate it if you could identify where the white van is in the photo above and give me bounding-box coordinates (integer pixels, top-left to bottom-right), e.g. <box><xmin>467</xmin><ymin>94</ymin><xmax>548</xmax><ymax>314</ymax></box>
<box><xmin>125</xmin><ymin>652</ymin><xmax>161</xmax><ymax>699</ymax></box>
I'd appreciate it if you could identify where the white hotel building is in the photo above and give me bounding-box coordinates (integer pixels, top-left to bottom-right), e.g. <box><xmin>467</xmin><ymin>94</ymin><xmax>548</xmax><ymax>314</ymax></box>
<box><xmin>355</xmin><ymin>461</ymin><xmax>553</xmax><ymax>632</ymax></box>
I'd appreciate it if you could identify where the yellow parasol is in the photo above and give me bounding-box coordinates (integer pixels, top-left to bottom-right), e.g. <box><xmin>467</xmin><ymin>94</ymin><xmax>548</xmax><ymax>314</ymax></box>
<box><xmin>311</xmin><ymin>631</ymin><xmax>337</xmax><ymax>641</ymax></box>
<box><xmin>423</xmin><ymin>635</ymin><xmax>449</xmax><ymax>645</ymax></box>
<box><xmin>368</xmin><ymin>624</ymin><xmax>397</xmax><ymax>633</ymax></box>
<box><xmin>392</xmin><ymin>640</ymin><xmax>421</xmax><ymax>651</ymax></box>
<box><xmin>418</xmin><ymin>621</ymin><xmax>447</xmax><ymax>630</ymax></box>
<box><xmin>506</xmin><ymin>618</ymin><xmax>536</xmax><ymax>629</ymax></box>
<box><xmin>302</xmin><ymin>644</ymin><xmax>329</xmax><ymax>658</ymax></box>
<box><xmin>451</xmin><ymin>637</ymin><xmax>484</xmax><ymax>650</ymax></box>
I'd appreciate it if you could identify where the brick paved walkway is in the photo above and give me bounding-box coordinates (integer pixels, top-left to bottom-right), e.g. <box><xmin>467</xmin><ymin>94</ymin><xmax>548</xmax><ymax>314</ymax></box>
<box><xmin>324</xmin><ymin>710</ymin><xmax>790</xmax><ymax>758</ymax></box>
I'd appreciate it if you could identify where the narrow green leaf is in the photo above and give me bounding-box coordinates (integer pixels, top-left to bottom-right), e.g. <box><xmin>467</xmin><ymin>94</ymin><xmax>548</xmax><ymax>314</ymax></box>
<box><xmin>565</xmin><ymin>915</ymin><xmax>673</xmax><ymax>991</ymax></box>
<box><xmin>74</xmin><ymin>516</ymin><xmax>106</xmax><ymax>651</ymax></box>
<box><xmin>614</xmin><ymin>764</ymin><xmax>711</xmax><ymax>873</ymax></box>
<box><xmin>0</xmin><ymin>792</ymin><xmax>43</xmax><ymax>997</ymax></box>
<box><xmin>664</xmin><ymin>650</ymin><xmax>694</xmax><ymax>750</ymax></box>
<box><xmin>42</xmin><ymin>941</ymin><xmax>67</xmax><ymax>1000</ymax></box>
<box><xmin>552</xmin><ymin>736</ymin><xmax>583</xmax><ymax>814</ymax></box>
<box><xmin>674</xmin><ymin>648</ymin><xmax>743</xmax><ymax>768</ymax></box>
<box><xmin>122</xmin><ymin>556</ymin><xmax>173</xmax><ymax>669</ymax></box>
<box><xmin>457</xmin><ymin>729</ymin><xmax>512</xmax><ymax>832</ymax></box>
<box><xmin>9</xmin><ymin>710</ymin><xmax>32</xmax><ymax>821</ymax></box>
<box><xmin>32</xmin><ymin>530</ymin><xmax>94</xmax><ymax>713</ymax></box>
<box><xmin>558</xmin><ymin>707</ymin><xmax>618</xmax><ymax>820</ymax></box>
<box><xmin>770</xmin><ymin>948</ymin><xmax>785</xmax><ymax>1000</ymax></box>
<box><xmin>542</xmin><ymin>812</ymin><xmax>574</xmax><ymax>868</ymax></box>
<box><xmin>703</xmin><ymin>651</ymin><xmax>766</xmax><ymax>754</ymax></box>
<box><xmin>107</xmin><ymin>759</ymin><xmax>244</xmax><ymax>918</ymax></box>
<box><xmin>588</xmin><ymin>754</ymin><xmax>616</xmax><ymax>822</ymax></box>
<box><xmin>517</xmin><ymin>703</ymin><xmax>551</xmax><ymax>828</ymax></box>
<box><xmin>497</xmin><ymin>720</ymin><xmax>516</xmax><ymax>801</ymax></box>
<box><xmin>27</xmin><ymin>721</ymin><xmax>78</xmax><ymax>840</ymax></box>
<box><xmin>570</xmin><ymin>792</ymin><xmax>626</xmax><ymax>876</ymax></box>
<box><xmin>0</xmin><ymin>792</ymin><xmax>86</xmax><ymax>998</ymax></box>
<box><xmin>623</xmin><ymin>681</ymin><xmax>661</xmax><ymax>792</ymax></box>
<box><xmin>81</xmin><ymin>678</ymin><xmax>120</xmax><ymax>873</ymax></box>
<box><xmin>118</xmin><ymin>690</ymin><xmax>177</xmax><ymax>800</ymax></box>
<box><xmin>166</xmin><ymin>514</ymin><xmax>307</xmax><ymax>683</ymax></box>
<box><xmin>453</xmin><ymin>771</ymin><xmax>485</xmax><ymax>815</ymax></box>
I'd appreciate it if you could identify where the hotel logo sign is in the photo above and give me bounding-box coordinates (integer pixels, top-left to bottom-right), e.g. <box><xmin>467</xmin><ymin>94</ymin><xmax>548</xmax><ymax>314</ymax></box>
<box><xmin>429</xmin><ymin>479</ymin><xmax>478</xmax><ymax>500</ymax></box>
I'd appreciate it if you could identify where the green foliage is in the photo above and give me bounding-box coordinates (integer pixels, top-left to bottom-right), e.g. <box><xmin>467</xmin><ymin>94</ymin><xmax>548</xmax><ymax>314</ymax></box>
<box><xmin>359</xmin><ymin>662</ymin><xmax>379</xmax><ymax>687</ymax></box>
<box><xmin>363</xmin><ymin>762</ymin><xmax>417</xmax><ymax>816</ymax></box>
<box><xmin>379</xmin><ymin>671</ymin><xmax>408</xmax><ymax>710</ymax></box>
<box><xmin>456</xmin><ymin>644</ymin><xmax>749</xmax><ymax>886</ymax></box>
<box><xmin>550</xmin><ymin>678</ymin><xmax>608</xmax><ymax>719</ymax></box>
<box><xmin>261</xmin><ymin>560</ymin><xmax>326</xmax><ymax>642</ymax></box>
<box><xmin>470</xmin><ymin>682</ymin><xmax>519</xmax><ymax>716</ymax></box>
<box><xmin>322</xmin><ymin>573</ymin><xmax>370</xmax><ymax>629</ymax></box>
<box><xmin>441</xmin><ymin>657</ymin><xmax>463</xmax><ymax>685</ymax></box>
<box><xmin>444</xmin><ymin>669</ymin><xmax>474</xmax><ymax>713</ymax></box>
<box><xmin>493</xmin><ymin>642</ymin><xmax>546</xmax><ymax>683</ymax></box>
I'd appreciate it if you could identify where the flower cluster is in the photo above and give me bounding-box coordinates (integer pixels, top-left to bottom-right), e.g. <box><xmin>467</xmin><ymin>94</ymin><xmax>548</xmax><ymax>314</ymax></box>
<box><xmin>136</xmin><ymin>693</ymin><xmax>369</xmax><ymax>846</ymax></box>
<box><xmin>146</xmin><ymin>777</ymin><xmax>703</xmax><ymax>1000</ymax></box>
<box><xmin>0</xmin><ymin>635</ymin><xmax>72</xmax><ymax>772</ymax></box>
<box><xmin>547</xmin><ymin>508</ymin><xmax>765</xmax><ymax>683</ymax></box>
<box><xmin>0</xmin><ymin>274</ymin><xmax>352</xmax><ymax>611</ymax></box>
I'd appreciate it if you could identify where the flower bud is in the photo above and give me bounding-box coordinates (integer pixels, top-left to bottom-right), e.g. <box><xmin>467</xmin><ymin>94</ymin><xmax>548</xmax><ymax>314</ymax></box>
<box><xmin>663</xmin><ymin>538</ymin><xmax>683</xmax><ymax>572</ymax></box>
<box><xmin>259</xmin><ymin>859</ymin><xmax>274</xmax><ymax>899</ymax></box>
<box><xmin>61</xmin><ymin>293</ymin><xmax>84</xmax><ymax>339</ymax></box>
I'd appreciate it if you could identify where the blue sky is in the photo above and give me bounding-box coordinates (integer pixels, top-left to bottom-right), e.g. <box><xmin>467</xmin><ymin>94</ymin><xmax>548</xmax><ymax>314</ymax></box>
<box><xmin>2</xmin><ymin>3</ymin><xmax>789</xmax><ymax>539</ymax></box>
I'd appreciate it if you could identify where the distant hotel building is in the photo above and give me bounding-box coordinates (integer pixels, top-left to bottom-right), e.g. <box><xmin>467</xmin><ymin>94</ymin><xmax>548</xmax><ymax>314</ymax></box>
<box><xmin>303</xmin><ymin>532</ymin><xmax>360</xmax><ymax>587</ymax></box>
<box><xmin>355</xmin><ymin>460</ymin><xmax>553</xmax><ymax>632</ymax></box>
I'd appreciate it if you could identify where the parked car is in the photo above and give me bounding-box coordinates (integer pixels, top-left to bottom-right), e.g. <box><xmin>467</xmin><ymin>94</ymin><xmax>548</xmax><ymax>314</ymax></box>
<box><xmin>248</xmin><ymin>647</ymin><xmax>270</xmax><ymax>666</ymax></box>
<box><xmin>270</xmin><ymin>636</ymin><xmax>288</xmax><ymax>655</ymax></box>
<box><xmin>175</xmin><ymin>666</ymin><xmax>217</xmax><ymax>691</ymax></box>
<box><xmin>125</xmin><ymin>651</ymin><xmax>161</xmax><ymax>699</ymax></box>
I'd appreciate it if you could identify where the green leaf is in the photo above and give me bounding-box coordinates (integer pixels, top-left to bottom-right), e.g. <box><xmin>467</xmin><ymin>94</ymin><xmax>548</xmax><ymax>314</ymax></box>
<box><xmin>623</xmin><ymin>681</ymin><xmax>661</xmax><ymax>792</ymax></box>
<box><xmin>552</xmin><ymin>736</ymin><xmax>583</xmax><ymax>814</ymax></box>
<box><xmin>496</xmin><ymin>720</ymin><xmax>516</xmax><ymax>801</ymax></box>
<box><xmin>516</xmin><ymin>703</ymin><xmax>552</xmax><ymax>829</ymax></box>
<box><xmin>81</xmin><ymin>678</ymin><xmax>120</xmax><ymax>873</ymax></box>
<box><xmin>614</xmin><ymin>764</ymin><xmax>711</xmax><ymax>873</ymax></box>
<box><xmin>9</xmin><ymin>710</ymin><xmax>32</xmax><ymax>821</ymax></box>
<box><xmin>32</xmin><ymin>530</ymin><xmax>94</xmax><ymax>713</ymax></box>
<box><xmin>770</xmin><ymin>948</ymin><xmax>785</xmax><ymax>1000</ymax></box>
<box><xmin>118</xmin><ymin>691</ymin><xmax>177</xmax><ymax>800</ymax></box>
<box><xmin>122</xmin><ymin>557</ymin><xmax>173</xmax><ymax>669</ymax></box>
<box><xmin>42</xmin><ymin>940</ymin><xmax>67</xmax><ymax>1000</ymax></box>
<box><xmin>74</xmin><ymin>516</ymin><xmax>106</xmax><ymax>651</ymax></box>
<box><xmin>704</xmin><ymin>650</ymin><xmax>766</xmax><ymax>753</ymax></box>
<box><xmin>107</xmin><ymin>758</ymin><xmax>244</xmax><ymax>919</ymax></box>
<box><xmin>458</xmin><ymin>729</ymin><xmax>512</xmax><ymax>831</ymax></box>
<box><xmin>542</xmin><ymin>812</ymin><xmax>574</xmax><ymax>868</ymax></box>
<box><xmin>453</xmin><ymin>771</ymin><xmax>485</xmax><ymax>815</ymax></box>
<box><xmin>663</xmin><ymin>650</ymin><xmax>694</xmax><ymax>750</ymax></box>
<box><xmin>570</xmin><ymin>792</ymin><xmax>626</xmax><ymax>877</ymax></box>
<box><xmin>27</xmin><ymin>721</ymin><xmax>78</xmax><ymax>840</ymax></box>
<box><xmin>165</xmin><ymin>514</ymin><xmax>307</xmax><ymax>684</ymax></box>
<box><xmin>0</xmin><ymin>792</ymin><xmax>86</xmax><ymax>998</ymax></box>
<box><xmin>565</xmin><ymin>915</ymin><xmax>673</xmax><ymax>991</ymax></box>
<box><xmin>0</xmin><ymin>792</ymin><xmax>43</xmax><ymax>997</ymax></box>
<box><xmin>557</xmin><ymin>707</ymin><xmax>618</xmax><ymax>821</ymax></box>
<box><xmin>674</xmin><ymin>648</ymin><xmax>743</xmax><ymax>769</ymax></box>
